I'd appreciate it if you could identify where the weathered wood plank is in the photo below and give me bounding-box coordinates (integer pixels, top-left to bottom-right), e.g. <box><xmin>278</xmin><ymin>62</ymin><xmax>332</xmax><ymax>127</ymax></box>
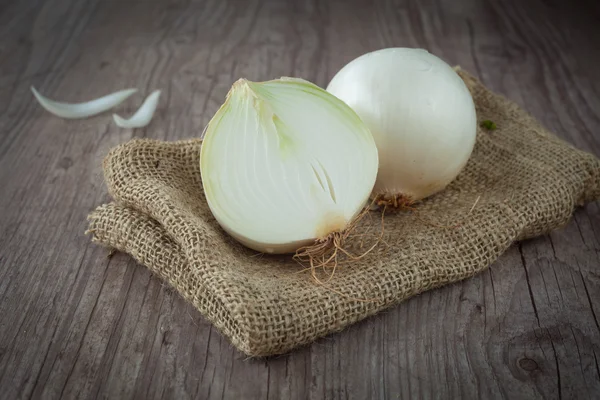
<box><xmin>0</xmin><ymin>0</ymin><xmax>598</xmax><ymax>399</ymax></box>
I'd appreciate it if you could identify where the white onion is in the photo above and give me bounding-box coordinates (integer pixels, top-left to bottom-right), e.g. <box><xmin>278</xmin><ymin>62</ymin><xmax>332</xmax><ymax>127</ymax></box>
<box><xmin>200</xmin><ymin>77</ymin><xmax>379</xmax><ymax>254</ymax></box>
<box><xmin>31</xmin><ymin>87</ymin><xmax>137</xmax><ymax>119</ymax></box>
<box><xmin>327</xmin><ymin>48</ymin><xmax>477</xmax><ymax>202</ymax></box>
<box><xmin>113</xmin><ymin>90</ymin><xmax>161</xmax><ymax>128</ymax></box>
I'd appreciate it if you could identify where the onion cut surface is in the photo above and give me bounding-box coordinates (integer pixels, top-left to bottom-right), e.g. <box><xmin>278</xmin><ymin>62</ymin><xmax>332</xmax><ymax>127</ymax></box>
<box><xmin>200</xmin><ymin>77</ymin><xmax>379</xmax><ymax>254</ymax></box>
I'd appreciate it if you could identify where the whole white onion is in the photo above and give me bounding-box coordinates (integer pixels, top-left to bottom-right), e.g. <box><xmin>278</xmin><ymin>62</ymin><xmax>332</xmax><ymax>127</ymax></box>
<box><xmin>327</xmin><ymin>48</ymin><xmax>477</xmax><ymax>203</ymax></box>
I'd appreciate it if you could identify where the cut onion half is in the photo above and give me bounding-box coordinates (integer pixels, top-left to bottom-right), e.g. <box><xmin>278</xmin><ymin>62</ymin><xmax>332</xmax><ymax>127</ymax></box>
<box><xmin>200</xmin><ymin>77</ymin><xmax>379</xmax><ymax>255</ymax></box>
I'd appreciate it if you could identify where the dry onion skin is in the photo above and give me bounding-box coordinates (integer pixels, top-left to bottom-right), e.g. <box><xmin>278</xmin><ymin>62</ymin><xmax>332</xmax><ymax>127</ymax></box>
<box><xmin>200</xmin><ymin>77</ymin><xmax>379</xmax><ymax>254</ymax></box>
<box><xmin>327</xmin><ymin>48</ymin><xmax>477</xmax><ymax>204</ymax></box>
<box><xmin>113</xmin><ymin>90</ymin><xmax>161</xmax><ymax>128</ymax></box>
<box><xmin>31</xmin><ymin>87</ymin><xmax>138</xmax><ymax>119</ymax></box>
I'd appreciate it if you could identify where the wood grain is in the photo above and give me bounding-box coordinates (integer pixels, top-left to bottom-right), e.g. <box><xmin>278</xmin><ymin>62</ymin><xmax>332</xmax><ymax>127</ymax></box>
<box><xmin>1</xmin><ymin>0</ymin><xmax>599</xmax><ymax>398</ymax></box>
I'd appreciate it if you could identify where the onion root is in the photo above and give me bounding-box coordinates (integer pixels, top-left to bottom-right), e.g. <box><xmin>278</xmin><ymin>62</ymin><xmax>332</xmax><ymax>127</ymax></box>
<box><xmin>293</xmin><ymin>204</ymin><xmax>386</xmax><ymax>303</ymax></box>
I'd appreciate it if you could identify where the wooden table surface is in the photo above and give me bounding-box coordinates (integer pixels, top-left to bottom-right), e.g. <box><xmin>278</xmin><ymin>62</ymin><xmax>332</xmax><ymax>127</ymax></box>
<box><xmin>1</xmin><ymin>0</ymin><xmax>599</xmax><ymax>398</ymax></box>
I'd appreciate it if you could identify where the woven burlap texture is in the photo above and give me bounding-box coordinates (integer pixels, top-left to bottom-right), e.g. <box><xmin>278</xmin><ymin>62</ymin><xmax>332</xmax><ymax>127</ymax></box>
<box><xmin>87</xmin><ymin>69</ymin><xmax>600</xmax><ymax>357</ymax></box>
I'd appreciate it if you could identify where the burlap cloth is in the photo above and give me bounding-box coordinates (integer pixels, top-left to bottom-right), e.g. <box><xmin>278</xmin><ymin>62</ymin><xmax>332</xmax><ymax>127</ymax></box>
<box><xmin>87</xmin><ymin>69</ymin><xmax>600</xmax><ymax>357</ymax></box>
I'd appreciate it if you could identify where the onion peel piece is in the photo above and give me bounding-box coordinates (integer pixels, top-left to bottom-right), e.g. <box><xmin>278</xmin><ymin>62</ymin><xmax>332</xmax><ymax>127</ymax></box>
<box><xmin>113</xmin><ymin>90</ymin><xmax>161</xmax><ymax>128</ymax></box>
<box><xmin>31</xmin><ymin>87</ymin><xmax>137</xmax><ymax>119</ymax></box>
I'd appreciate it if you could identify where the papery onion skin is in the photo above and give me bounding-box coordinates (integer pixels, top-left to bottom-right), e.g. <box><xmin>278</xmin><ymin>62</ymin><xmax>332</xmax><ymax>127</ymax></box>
<box><xmin>326</xmin><ymin>48</ymin><xmax>477</xmax><ymax>201</ymax></box>
<box><xmin>200</xmin><ymin>77</ymin><xmax>379</xmax><ymax>254</ymax></box>
<box><xmin>31</xmin><ymin>87</ymin><xmax>138</xmax><ymax>119</ymax></box>
<box><xmin>113</xmin><ymin>90</ymin><xmax>161</xmax><ymax>128</ymax></box>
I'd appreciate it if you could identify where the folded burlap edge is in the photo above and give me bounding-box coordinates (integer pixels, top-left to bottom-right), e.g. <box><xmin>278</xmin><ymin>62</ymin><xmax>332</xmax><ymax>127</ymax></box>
<box><xmin>87</xmin><ymin>204</ymin><xmax>251</xmax><ymax>353</ymax></box>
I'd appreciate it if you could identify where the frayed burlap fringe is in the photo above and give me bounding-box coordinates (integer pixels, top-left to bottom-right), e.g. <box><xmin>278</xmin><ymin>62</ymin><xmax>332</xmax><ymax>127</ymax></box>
<box><xmin>87</xmin><ymin>69</ymin><xmax>600</xmax><ymax>357</ymax></box>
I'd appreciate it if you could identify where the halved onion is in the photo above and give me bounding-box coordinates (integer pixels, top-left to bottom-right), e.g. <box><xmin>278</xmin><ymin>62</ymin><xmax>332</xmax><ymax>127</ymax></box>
<box><xmin>200</xmin><ymin>77</ymin><xmax>379</xmax><ymax>254</ymax></box>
